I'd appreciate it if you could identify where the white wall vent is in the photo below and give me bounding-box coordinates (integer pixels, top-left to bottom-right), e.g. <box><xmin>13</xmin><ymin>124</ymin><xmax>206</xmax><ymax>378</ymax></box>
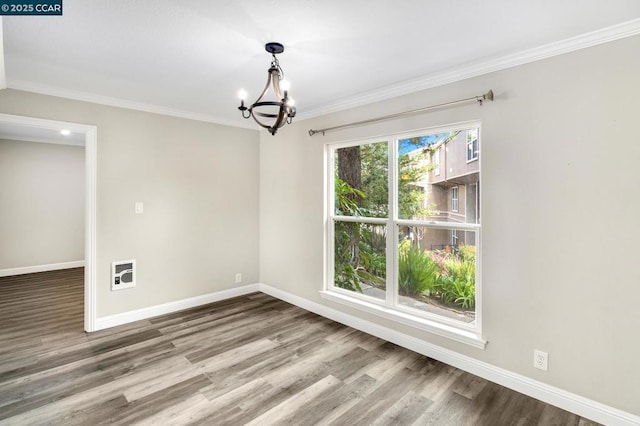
<box><xmin>111</xmin><ymin>259</ymin><xmax>136</xmax><ymax>291</ymax></box>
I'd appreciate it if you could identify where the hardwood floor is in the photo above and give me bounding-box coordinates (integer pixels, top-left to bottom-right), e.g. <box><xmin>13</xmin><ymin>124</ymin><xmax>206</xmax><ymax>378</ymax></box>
<box><xmin>0</xmin><ymin>268</ymin><xmax>598</xmax><ymax>425</ymax></box>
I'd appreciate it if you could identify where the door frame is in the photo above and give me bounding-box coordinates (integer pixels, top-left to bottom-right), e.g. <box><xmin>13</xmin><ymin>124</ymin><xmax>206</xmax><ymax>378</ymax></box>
<box><xmin>0</xmin><ymin>113</ymin><xmax>97</xmax><ymax>331</ymax></box>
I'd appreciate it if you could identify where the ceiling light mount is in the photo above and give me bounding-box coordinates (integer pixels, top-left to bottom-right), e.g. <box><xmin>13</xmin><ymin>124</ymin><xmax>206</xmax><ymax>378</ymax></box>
<box><xmin>238</xmin><ymin>42</ymin><xmax>296</xmax><ymax>136</ymax></box>
<box><xmin>264</xmin><ymin>42</ymin><xmax>284</xmax><ymax>55</ymax></box>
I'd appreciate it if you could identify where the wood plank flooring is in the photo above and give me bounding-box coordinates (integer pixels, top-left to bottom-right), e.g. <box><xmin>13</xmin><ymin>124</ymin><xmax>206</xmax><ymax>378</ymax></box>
<box><xmin>0</xmin><ymin>268</ymin><xmax>598</xmax><ymax>425</ymax></box>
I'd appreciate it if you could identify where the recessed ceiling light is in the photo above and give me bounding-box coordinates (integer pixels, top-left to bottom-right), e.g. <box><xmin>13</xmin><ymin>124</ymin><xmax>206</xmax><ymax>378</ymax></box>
<box><xmin>60</xmin><ymin>129</ymin><xmax>71</xmax><ymax>136</ymax></box>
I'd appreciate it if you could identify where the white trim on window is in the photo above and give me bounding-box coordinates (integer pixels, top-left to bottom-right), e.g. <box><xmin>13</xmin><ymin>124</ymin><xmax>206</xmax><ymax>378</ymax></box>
<box><xmin>320</xmin><ymin>290</ymin><xmax>487</xmax><ymax>349</ymax></box>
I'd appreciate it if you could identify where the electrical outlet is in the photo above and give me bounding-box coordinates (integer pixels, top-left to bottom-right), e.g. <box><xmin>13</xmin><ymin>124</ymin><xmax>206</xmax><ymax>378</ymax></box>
<box><xmin>235</xmin><ymin>273</ymin><xmax>242</xmax><ymax>284</ymax></box>
<box><xmin>534</xmin><ymin>349</ymin><xmax>548</xmax><ymax>371</ymax></box>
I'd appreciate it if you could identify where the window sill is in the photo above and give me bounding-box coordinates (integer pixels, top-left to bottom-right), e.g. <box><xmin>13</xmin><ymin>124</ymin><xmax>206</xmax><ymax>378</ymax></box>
<box><xmin>320</xmin><ymin>290</ymin><xmax>487</xmax><ymax>350</ymax></box>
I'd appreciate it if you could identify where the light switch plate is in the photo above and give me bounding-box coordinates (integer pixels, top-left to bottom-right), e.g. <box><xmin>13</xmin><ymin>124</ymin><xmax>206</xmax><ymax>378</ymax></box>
<box><xmin>135</xmin><ymin>202</ymin><xmax>144</xmax><ymax>214</ymax></box>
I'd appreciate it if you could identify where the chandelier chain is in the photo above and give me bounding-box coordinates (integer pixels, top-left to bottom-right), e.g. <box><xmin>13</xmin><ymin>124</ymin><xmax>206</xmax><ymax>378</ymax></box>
<box><xmin>271</xmin><ymin>54</ymin><xmax>284</xmax><ymax>80</ymax></box>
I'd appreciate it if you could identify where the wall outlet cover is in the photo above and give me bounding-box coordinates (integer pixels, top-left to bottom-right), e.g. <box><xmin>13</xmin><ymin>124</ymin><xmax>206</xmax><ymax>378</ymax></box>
<box><xmin>534</xmin><ymin>349</ymin><xmax>548</xmax><ymax>371</ymax></box>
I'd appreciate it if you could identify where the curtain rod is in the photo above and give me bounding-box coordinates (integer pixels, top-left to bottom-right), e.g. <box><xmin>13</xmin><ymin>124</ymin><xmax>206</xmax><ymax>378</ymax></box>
<box><xmin>308</xmin><ymin>90</ymin><xmax>494</xmax><ymax>137</ymax></box>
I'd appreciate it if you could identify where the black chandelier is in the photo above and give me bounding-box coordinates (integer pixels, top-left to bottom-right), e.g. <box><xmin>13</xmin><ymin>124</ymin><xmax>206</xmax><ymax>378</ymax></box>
<box><xmin>238</xmin><ymin>42</ymin><xmax>296</xmax><ymax>136</ymax></box>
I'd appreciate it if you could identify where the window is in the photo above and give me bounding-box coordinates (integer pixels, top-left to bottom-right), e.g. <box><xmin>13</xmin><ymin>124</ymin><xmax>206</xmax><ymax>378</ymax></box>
<box><xmin>451</xmin><ymin>187</ymin><xmax>459</xmax><ymax>212</ymax></box>
<box><xmin>467</xmin><ymin>129</ymin><xmax>479</xmax><ymax>162</ymax></box>
<box><xmin>325</xmin><ymin>124</ymin><xmax>483</xmax><ymax>345</ymax></box>
<box><xmin>468</xmin><ymin>183</ymin><xmax>479</xmax><ymax>224</ymax></box>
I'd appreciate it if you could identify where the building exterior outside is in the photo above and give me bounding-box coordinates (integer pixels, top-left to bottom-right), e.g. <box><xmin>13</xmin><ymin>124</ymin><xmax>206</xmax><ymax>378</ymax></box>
<box><xmin>409</xmin><ymin>128</ymin><xmax>479</xmax><ymax>251</ymax></box>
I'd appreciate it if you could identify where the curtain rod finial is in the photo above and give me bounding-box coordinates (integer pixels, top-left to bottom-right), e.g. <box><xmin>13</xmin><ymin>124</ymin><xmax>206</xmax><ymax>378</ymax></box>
<box><xmin>484</xmin><ymin>90</ymin><xmax>494</xmax><ymax>101</ymax></box>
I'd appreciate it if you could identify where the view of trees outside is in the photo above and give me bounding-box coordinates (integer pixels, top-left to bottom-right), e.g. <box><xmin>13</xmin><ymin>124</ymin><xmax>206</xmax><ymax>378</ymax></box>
<box><xmin>334</xmin><ymin>142</ymin><xmax>388</xmax><ymax>299</ymax></box>
<box><xmin>333</xmin><ymin>130</ymin><xmax>478</xmax><ymax>323</ymax></box>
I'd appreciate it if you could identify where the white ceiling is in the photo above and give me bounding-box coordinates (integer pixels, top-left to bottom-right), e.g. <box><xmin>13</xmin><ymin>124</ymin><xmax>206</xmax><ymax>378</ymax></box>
<box><xmin>3</xmin><ymin>1</ymin><xmax>640</xmax><ymax>129</ymax></box>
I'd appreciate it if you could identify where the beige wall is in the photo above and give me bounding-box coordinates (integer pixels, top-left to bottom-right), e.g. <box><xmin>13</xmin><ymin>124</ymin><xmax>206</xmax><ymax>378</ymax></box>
<box><xmin>0</xmin><ymin>90</ymin><xmax>260</xmax><ymax>317</ymax></box>
<box><xmin>259</xmin><ymin>35</ymin><xmax>640</xmax><ymax>415</ymax></box>
<box><xmin>0</xmin><ymin>139</ymin><xmax>84</xmax><ymax>269</ymax></box>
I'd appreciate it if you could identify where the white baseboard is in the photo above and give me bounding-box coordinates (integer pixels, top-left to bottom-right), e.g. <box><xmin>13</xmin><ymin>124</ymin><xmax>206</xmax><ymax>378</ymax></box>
<box><xmin>94</xmin><ymin>284</ymin><xmax>260</xmax><ymax>331</ymax></box>
<box><xmin>0</xmin><ymin>260</ymin><xmax>85</xmax><ymax>278</ymax></box>
<box><xmin>258</xmin><ymin>283</ymin><xmax>640</xmax><ymax>426</ymax></box>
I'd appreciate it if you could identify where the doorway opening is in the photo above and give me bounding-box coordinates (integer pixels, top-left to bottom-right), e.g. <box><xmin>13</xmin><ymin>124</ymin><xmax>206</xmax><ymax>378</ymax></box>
<box><xmin>0</xmin><ymin>113</ymin><xmax>97</xmax><ymax>331</ymax></box>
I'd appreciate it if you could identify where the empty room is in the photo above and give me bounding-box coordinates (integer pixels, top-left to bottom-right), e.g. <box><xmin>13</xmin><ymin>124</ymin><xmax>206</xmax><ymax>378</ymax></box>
<box><xmin>0</xmin><ymin>1</ymin><xmax>639</xmax><ymax>425</ymax></box>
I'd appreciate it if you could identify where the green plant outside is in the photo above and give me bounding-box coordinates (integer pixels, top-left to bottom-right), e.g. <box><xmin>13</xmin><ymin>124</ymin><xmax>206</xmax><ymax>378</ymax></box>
<box><xmin>433</xmin><ymin>252</ymin><xmax>476</xmax><ymax>309</ymax></box>
<box><xmin>337</xmin><ymin>231</ymin><xmax>476</xmax><ymax>310</ymax></box>
<box><xmin>398</xmin><ymin>240</ymin><xmax>438</xmax><ymax>296</ymax></box>
<box><xmin>399</xmin><ymin>241</ymin><xmax>476</xmax><ymax>310</ymax></box>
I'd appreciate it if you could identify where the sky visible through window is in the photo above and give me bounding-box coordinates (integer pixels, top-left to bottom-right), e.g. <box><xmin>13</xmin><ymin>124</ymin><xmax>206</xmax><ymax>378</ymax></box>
<box><xmin>398</xmin><ymin>132</ymin><xmax>451</xmax><ymax>155</ymax></box>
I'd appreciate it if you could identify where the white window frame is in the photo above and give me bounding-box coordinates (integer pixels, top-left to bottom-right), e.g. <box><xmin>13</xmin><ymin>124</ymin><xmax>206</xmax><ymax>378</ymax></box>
<box><xmin>451</xmin><ymin>186</ymin><xmax>459</xmax><ymax>212</ymax></box>
<box><xmin>323</xmin><ymin>122</ymin><xmax>485</xmax><ymax>349</ymax></box>
<box><xmin>467</xmin><ymin>129</ymin><xmax>479</xmax><ymax>162</ymax></box>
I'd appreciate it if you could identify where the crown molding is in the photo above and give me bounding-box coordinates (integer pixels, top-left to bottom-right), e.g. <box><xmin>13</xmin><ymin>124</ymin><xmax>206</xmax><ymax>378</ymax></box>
<box><xmin>297</xmin><ymin>18</ymin><xmax>640</xmax><ymax>120</ymax></box>
<box><xmin>5</xmin><ymin>79</ymin><xmax>257</xmax><ymax>130</ymax></box>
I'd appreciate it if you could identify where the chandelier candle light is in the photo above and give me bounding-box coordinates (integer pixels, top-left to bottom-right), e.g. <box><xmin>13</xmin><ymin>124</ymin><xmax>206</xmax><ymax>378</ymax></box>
<box><xmin>238</xmin><ymin>42</ymin><xmax>296</xmax><ymax>135</ymax></box>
